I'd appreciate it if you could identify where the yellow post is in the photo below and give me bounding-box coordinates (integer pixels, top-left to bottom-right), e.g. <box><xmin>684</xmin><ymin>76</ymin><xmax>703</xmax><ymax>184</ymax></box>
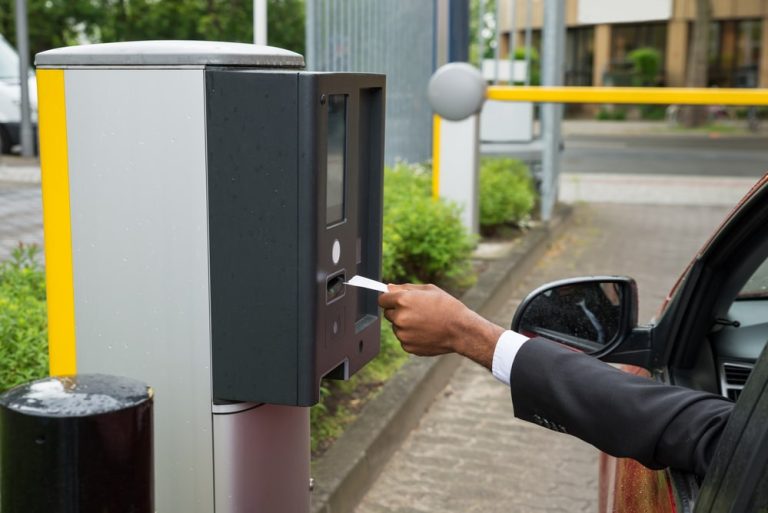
<box><xmin>432</xmin><ymin>114</ymin><xmax>441</xmax><ymax>200</ymax></box>
<box><xmin>37</xmin><ymin>69</ymin><xmax>77</xmax><ymax>376</ymax></box>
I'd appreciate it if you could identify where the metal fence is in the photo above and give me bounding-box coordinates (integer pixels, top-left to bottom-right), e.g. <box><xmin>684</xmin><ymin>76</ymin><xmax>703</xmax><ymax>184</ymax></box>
<box><xmin>306</xmin><ymin>0</ymin><xmax>435</xmax><ymax>165</ymax></box>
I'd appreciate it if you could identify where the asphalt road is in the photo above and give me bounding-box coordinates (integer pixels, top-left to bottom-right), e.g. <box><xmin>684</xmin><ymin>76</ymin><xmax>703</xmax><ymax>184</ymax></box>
<box><xmin>563</xmin><ymin>134</ymin><xmax>768</xmax><ymax>177</ymax></box>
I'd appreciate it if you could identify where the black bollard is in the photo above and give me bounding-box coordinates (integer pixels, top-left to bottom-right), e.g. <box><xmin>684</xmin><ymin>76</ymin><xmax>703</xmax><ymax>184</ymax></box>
<box><xmin>0</xmin><ymin>374</ymin><xmax>154</xmax><ymax>512</ymax></box>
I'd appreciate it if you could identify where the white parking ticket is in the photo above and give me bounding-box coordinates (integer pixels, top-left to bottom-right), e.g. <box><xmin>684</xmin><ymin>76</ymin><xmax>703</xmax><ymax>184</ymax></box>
<box><xmin>345</xmin><ymin>275</ymin><xmax>389</xmax><ymax>293</ymax></box>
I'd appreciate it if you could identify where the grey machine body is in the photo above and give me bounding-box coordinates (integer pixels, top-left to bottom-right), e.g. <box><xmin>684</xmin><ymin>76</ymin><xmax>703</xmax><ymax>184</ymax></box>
<box><xmin>35</xmin><ymin>41</ymin><xmax>385</xmax><ymax>512</ymax></box>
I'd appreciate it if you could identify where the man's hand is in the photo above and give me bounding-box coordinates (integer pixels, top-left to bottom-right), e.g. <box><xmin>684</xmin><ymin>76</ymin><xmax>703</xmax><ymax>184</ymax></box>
<box><xmin>378</xmin><ymin>284</ymin><xmax>505</xmax><ymax>370</ymax></box>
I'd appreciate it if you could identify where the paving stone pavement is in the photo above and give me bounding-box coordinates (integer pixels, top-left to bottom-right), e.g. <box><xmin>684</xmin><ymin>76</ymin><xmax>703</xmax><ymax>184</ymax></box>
<box><xmin>355</xmin><ymin>201</ymin><xmax>733</xmax><ymax>513</ymax></box>
<box><xmin>0</xmin><ymin>182</ymin><xmax>44</xmax><ymax>262</ymax></box>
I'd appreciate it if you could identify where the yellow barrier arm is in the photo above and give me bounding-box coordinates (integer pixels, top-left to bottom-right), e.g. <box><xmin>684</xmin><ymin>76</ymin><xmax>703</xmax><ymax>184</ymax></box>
<box><xmin>486</xmin><ymin>86</ymin><xmax>768</xmax><ymax>106</ymax></box>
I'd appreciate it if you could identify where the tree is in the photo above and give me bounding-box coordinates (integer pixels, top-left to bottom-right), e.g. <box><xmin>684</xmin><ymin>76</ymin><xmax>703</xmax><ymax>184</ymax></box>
<box><xmin>0</xmin><ymin>0</ymin><xmax>305</xmax><ymax>64</ymax></box>
<box><xmin>682</xmin><ymin>0</ymin><xmax>712</xmax><ymax>127</ymax></box>
<box><xmin>470</xmin><ymin>0</ymin><xmax>496</xmax><ymax>65</ymax></box>
<box><xmin>267</xmin><ymin>0</ymin><xmax>305</xmax><ymax>55</ymax></box>
<box><xmin>0</xmin><ymin>0</ymin><xmax>102</xmax><ymax>61</ymax></box>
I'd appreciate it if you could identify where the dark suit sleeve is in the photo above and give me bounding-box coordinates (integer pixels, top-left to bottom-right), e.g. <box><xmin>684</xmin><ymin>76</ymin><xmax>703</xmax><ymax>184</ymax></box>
<box><xmin>510</xmin><ymin>337</ymin><xmax>734</xmax><ymax>477</ymax></box>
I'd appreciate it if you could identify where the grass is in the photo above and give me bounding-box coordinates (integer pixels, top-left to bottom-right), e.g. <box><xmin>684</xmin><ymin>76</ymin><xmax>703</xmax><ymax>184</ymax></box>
<box><xmin>0</xmin><ymin>244</ymin><xmax>48</xmax><ymax>392</ymax></box>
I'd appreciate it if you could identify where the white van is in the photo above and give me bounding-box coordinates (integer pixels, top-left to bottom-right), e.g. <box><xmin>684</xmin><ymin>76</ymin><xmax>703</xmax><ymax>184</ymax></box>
<box><xmin>0</xmin><ymin>33</ymin><xmax>37</xmax><ymax>154</ymax></box>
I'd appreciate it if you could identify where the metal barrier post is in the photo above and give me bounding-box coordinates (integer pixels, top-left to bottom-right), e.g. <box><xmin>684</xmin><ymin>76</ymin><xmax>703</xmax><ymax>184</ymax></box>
<box><xmin>540</xmin><ymin>0</ymin><xmax>566</xmax><ymax>221</ymax></box>
<box><xmin>434</xmin><ymin>114</ymin><xmax>481</xmax><ymax>234</ymax></box>
<box><xmin>0</xmin><ymin>374</ymin><xmax>154</xmax><ymax>512</ymax></box>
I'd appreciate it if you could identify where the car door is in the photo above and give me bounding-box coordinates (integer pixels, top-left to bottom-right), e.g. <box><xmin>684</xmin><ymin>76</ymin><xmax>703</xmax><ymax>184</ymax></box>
<box><xmin>514</xmin><ymin>174</ymin><xmax>768</xmax><ymax>513</ymax></box>
<box><xmin>606</xmin><ymin>174</ymin><xmax>768</xmax><ymax>513</ymax></box>
<box><xmin>695</xmin><ymin>341</ymin><xmax>768</xmax><ymax>513</ymax></box>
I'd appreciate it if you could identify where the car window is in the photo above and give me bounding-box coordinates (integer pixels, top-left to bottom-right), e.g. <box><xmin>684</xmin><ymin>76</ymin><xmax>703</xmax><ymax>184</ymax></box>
<box><xmin>738</xmin><ymin>258</ymin><xmax>768</xmax><ymax>299</ymax></box>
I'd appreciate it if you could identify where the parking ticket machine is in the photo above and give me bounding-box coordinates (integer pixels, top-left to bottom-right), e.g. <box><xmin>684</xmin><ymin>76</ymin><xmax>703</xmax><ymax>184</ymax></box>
<box><xmin>35</xmin><ymin>41</ymin><xmax>385</xmax><ymax>512</ymax></box>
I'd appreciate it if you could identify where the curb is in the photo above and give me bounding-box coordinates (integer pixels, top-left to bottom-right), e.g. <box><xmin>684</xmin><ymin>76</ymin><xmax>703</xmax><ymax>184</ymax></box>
<box><xmin>310</xmin><ymin>205</ymin><xmax>574</xmax><ymax>513</ymax></box>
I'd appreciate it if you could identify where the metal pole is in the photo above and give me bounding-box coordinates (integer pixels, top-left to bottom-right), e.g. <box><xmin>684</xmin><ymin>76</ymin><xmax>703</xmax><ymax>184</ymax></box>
<box><xmin>524</xmin><ymin>0</ymin><xmax>532</xmax><ymax>85</ymax></box>
<box><xmin>540</xmin><ymin>0</ymin><xmax>565</xmax><ymax>221</ymax></box>
<box><xmin>477</xmin><ymin>0</ymin><xmax>485</xmax><ymax>66</ymax></box>
<box><xmin>508</xmin><ymin>0</ymin><xmax>517</xmax><ymax>81</ymax></box>
<box><xmin>306</xmin><ymin>0</ymin><xmax>316</xmax><ymax>69</ymax></box>
<box><xmin>448</xmin><ymin>0</ymin><xmax>470</xmax><ymax>62</ymax></box>
<box><xmin>325</xmin><ymin>0</ymin><xmax>331</xmax><ymax>70</ymax></box>
<box><xmin>254</xmin><ymin>0</ymin><xmax>267</xmax><ymax>45</ymax></box>
<box><xmin>14</xmin><ymin>0</ymin><xmax>34</xmax><ymax>157</ymax></box>
<box><xmin>494</xmin><ymin>0</ymin><xmax>500</xmax><ymax>83</ymax></box>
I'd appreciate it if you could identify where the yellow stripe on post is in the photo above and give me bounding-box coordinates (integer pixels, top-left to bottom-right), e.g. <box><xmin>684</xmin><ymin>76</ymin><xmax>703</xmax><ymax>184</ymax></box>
<box><xmin>486</xmin><ymin>86</ymin><xmax>768</xmax><ymax>106</ymax></box>
<box><xmin>432</xmin><ymin>114</ymin><xmax>441</xmax><ymax>200</ymax></box>
<box><xmin>37</xmin><ymin>69</ymin><xmax>77</xmax><ymax>376</ymax></box>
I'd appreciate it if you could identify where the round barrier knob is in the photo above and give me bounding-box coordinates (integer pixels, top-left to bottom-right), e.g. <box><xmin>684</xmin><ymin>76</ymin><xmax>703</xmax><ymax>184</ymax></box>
<box><xmin>0</xmin><ymin>374</ymin><xmax>154</xmax><ymax>512</ymax></box>
<box><xmin>427</xmin><ymin>62</ymin><xmax>487</xmax><ymax>121</ymax></box>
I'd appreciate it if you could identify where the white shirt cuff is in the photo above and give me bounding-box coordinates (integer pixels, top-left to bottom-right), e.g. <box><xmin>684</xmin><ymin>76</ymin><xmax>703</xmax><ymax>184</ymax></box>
<box><xmin>492</xmin><ymin>330</ymin><xmax>529</xmax><ymax>386</ymax></box>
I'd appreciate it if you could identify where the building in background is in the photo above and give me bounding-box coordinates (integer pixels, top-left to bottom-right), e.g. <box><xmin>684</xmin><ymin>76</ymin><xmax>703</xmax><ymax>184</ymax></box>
<box><xmin>499</xmin><ymin>0</ymin><xmax>768</xmax><ymax>89</ymax></box>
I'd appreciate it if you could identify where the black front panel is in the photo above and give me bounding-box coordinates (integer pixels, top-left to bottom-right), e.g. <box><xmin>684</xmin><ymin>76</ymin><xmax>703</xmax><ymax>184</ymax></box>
<box><xmin>300</xmin><ymin>74</ymin><xmax>385</xmax><ymax>400</ymax></box>
<box><xmin>208</xmin><ymin>70</ymin><xmax>384</xmax><ymax>406</ymax></box>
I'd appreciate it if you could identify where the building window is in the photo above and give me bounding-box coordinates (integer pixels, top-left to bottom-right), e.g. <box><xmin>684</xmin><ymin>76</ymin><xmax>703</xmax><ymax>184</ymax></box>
<box><xmin>566</xmin><ymin>26</ymin><xmax>595</xmax><ymax>86</ymax></box>
<box><xmin>706</xmin><ymin>19</ymin><xmax>762</xmax><ymax>88</ymax></box>
<box><xmin>607</xmin><ymin>22</ymin><xmax>667</xmax><ymax>85</ymax></box>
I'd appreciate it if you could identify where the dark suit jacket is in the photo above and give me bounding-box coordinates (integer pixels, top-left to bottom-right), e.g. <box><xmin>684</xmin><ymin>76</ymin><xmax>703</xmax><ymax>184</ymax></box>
<box><xmin>510</xmin><ymin>337</ymin><xmax>734</xmax><ymax>477</ymax></box>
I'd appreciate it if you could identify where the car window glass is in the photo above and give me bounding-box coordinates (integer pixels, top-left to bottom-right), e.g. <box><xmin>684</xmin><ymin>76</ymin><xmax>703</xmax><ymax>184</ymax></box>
<box><xmin>738</xmin><ymin>258</ymin><xmax>768</xmax><ymax>299</ymax></box>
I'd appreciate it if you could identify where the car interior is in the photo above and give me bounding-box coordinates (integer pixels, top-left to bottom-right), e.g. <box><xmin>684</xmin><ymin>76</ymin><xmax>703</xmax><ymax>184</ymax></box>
<box><xmin>666</xmin><ymin>200</ymin><xmax>768</xmax><ymax>404</ymax></box>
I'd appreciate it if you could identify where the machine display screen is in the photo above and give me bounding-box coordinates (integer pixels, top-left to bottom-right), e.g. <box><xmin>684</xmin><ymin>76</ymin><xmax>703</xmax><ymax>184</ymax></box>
<box><xmin>326</xmin><ymin>95</ymin><xmax>347</xmax><ymax>226</ymax></box>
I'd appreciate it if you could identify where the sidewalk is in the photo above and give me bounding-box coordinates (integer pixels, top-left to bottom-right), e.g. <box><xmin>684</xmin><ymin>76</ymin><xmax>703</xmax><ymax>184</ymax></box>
<box><xmin>354</xmin><ymin>201</ymin><xmax>732</xmax><ymax>513</ymax></box>
<box><xmin>0</xmin><ymin>182</ymin><xmax>43</xmax><ymax>262</ymax></box>
<box><xmin>560</xmin><ymin>119</ymin><xmax>768</xmax><ymax>138</ymax></box>
<box><xmin>0</xmin><ymin>156</ymin><xmax>41</xmax><ymax>184</ymax></box>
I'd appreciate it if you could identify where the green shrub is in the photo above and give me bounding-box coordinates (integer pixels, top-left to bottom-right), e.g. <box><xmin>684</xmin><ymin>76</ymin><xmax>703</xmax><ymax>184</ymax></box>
<box><xmin>479</xmin><ymin>158</ymin><xmax>535</xmax><ymax>231</ymax></box>
<box><xmin>382</xmin><ymin>163</ymin><xmax>476</xmax><ymax>289</ymax></box>
<box><xmin>627</xmin><ymin>47</ymin><xmax>662</xmax><ymax>86</ymax></box>
<box><xmin>512</xmin><ymin>46</ymin><xmax>541</xmax><ymax>86</ymax></box>
<box><xmin>0</xmin><ymin>245</ymin><xmax>48</xmax><ymax>392</ymax></box>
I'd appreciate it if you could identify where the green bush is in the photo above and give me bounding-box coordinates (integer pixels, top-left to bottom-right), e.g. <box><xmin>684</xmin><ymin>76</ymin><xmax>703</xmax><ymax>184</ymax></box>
<box><xmin>627</xmin><ymin>47</ymin><xmax>662</xmax><ymax>87</ymax></box>
<box><xmin>479</xmin><ymin>158</ymin><xmax>535</xmax><ymax>231</ymax></box>
<box><xmin>512</xmin><ymin>46</ymin><xmax>541</xmax><ymax>86</ymax></box>
<box><xmin>0</xmin><ymin>245</ymin><xmax>48</xmax><ymax>392</ymax></box>
<box><xmin>381</xmin><ymin>163</ymin><xmax>476</xmax><ymax>289</ymax></box>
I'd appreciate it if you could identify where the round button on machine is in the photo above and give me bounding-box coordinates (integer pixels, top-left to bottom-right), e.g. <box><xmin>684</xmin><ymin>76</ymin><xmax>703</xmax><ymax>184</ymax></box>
<box><xmin>332</xmin><ymin>239</ymin><xmax>341</xmax><ymax>265</ymax></box>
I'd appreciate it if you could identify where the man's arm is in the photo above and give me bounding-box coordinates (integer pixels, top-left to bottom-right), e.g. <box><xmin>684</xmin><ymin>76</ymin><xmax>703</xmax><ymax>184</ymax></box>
<box><xmin>378</xmin><ymin>283</ymin><xmax>504</xmax><ymax>368</ymax></box>
<box><xmin>379</xmin><ymin>284</ymin><xmax>734</xmax><ymax>477</ymax></box>
<box><xmin>511</xmin><ymin>338</ymin><xmax>733</xmax><ymax>477</ymax></box>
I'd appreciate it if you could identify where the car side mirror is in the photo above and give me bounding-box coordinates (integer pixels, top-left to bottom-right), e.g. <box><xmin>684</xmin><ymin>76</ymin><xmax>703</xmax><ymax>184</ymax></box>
<box><xmin>511</xmin><ymin>277</ymin><xmax>639</xmax><ymax>354</ymax></box>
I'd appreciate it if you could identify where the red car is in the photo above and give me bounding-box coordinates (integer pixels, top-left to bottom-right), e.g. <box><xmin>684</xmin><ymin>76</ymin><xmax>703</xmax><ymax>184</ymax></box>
<box><xmin>512</xmin><ymin>174</ymin><xmax>768</xmax><ymax>513</ymax></box>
